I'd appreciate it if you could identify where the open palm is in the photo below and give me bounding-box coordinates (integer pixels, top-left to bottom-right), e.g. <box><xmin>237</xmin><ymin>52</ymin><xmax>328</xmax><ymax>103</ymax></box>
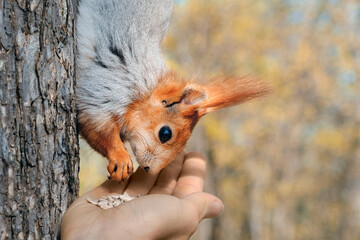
<box><xmin>61</xmin><ymin>152</ymin><xmax>223</xmax><ymax>240</ymax></box>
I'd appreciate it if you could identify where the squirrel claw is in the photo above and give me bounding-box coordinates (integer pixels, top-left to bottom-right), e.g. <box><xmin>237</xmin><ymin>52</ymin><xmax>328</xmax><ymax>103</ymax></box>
<box><xmin>107</xmin><ymin>157</ymin><xmax>134</xmax><ymax>181</ymax></box>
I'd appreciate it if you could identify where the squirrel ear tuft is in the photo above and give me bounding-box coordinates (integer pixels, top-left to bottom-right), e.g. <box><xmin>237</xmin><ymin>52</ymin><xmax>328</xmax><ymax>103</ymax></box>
<box><xmin>197</xmin><ymin>76</ymin><xmax>270</xmax><ymax>117</ymax></box>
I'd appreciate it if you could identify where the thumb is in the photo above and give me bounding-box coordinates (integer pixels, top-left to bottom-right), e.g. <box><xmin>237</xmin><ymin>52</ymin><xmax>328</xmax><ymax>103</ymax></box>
<box><xmin>182</xmin><ymin>192</ymin><xmax>224</xmax><ymax>220</ymax></box>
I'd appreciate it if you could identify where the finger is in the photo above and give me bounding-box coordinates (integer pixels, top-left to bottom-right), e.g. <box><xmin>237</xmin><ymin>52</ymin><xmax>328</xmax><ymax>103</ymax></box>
<box><xmin>182</xmin><ymin>192</ymin><xmax>224</xmax><ymax>220</ymax></box>
<box><xmin>100</xmin><ymin>193</ymin><xmax>222</xmax><ymax>240</ymax></box>
<box><xmin>124</xmin><ymin>166</ymin><xmax>159</xmax><ymax>197</ymax></box>
<box><xmin>151</xmin><ymin>193</ymin><xmax>224</xmax><ymax>239</ymax></box>
<box><xmin>172</xmin><ymin>152</ymin><xmax>206</xmax><ymax>198</ymax></box>
<box><xmin>149</xmin><ymin>151</ymin><xmax>186</xmax><ymax>194</ymax></box>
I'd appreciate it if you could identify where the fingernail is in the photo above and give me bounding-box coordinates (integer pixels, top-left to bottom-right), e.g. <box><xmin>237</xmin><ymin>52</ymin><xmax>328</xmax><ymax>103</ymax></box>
<box><xmin>218</xmin><ymin>202</ymin><xmax>225</xmax><ymax>216</ymax></box>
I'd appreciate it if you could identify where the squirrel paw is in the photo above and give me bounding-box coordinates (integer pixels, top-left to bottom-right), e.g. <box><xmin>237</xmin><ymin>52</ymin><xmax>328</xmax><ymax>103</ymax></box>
<box><xmin>107</xmin><ymin>155</ymin><xmax>134</xmax><ymax>181</ymax></box>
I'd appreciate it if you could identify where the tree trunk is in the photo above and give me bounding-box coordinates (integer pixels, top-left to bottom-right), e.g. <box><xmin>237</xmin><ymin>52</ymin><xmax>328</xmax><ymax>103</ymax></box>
<box><xmin>0</xmin><ymin>0</ymin><xmax>79</xmax><ymax>239</ymax></box>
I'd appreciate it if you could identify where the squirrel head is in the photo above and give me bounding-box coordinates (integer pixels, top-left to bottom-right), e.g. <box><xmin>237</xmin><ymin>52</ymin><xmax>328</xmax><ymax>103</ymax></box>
<box><xmin>122</xmin><ymin>72</ymin><xmax>270</xmax><ymax>174</ymax></box>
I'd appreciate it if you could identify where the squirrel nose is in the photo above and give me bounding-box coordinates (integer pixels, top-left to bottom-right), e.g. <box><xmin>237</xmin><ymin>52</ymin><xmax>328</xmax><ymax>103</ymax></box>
<box><xmin>144</xmin><ymin>166</ymin><xmax>150</xmax><ymax>173</ymax></box>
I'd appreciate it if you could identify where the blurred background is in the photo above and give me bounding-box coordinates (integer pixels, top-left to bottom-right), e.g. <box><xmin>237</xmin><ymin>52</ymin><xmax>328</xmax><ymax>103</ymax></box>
<box><xmin>79</xmin><ymin>0</ymin><xmax>360</xmax><ymax>239</ymax></box>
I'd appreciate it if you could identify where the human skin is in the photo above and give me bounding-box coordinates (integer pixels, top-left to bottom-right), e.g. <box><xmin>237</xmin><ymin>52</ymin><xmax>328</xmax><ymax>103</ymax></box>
<box><xmin>61</xmin><ymin>152</ymin><xmax>224</xmax><ymax>240</ymax></box>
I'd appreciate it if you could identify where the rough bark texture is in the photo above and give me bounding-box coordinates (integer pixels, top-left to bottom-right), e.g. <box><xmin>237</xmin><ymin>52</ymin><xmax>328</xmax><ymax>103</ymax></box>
<box><xmin>0</xmin><ymin>0</ymin><xmax>79</xmax><ymax>239</ymax></box>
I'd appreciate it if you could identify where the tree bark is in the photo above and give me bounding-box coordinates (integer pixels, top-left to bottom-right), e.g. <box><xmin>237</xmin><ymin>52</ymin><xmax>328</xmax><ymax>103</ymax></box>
<box><xmin>0</xmin><ymin>0</ymin><xmax>79</xmax><ymax>239</ymax></box>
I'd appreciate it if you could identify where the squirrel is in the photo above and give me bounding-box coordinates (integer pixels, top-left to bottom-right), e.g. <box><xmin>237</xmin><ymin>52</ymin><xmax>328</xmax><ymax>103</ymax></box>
<box><xmin>76</xmin><ymin>0</ymin><xmax>269</xmax><ymax>182</ymax></box>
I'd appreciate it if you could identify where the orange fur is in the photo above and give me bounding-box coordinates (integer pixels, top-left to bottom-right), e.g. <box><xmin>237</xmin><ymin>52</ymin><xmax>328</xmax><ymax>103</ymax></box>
<box><xmin>122</xmin><ymin>73</ymin><xmax>196</xmax><ymax>171</ymax></box>
<box><xmin>79</xmin><ymin>71</ymin><xmax>269</xmax><ymax>180</ymax></box>
<box><xmin>198</xmin><ymin>76</ymin><xmax>270</xmax><ymax>116</ymax></box>
<box><xmin>79</xmin><ymin>115</ymin><xmax>133</xmax><ymax>181</ymax></box>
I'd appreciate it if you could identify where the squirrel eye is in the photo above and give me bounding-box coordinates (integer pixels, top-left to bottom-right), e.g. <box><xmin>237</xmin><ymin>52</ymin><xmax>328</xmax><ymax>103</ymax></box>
<box><xmin>159</xmin><ymin>126</ymin><xmax>172</xmax><ymax>143</ymax></box>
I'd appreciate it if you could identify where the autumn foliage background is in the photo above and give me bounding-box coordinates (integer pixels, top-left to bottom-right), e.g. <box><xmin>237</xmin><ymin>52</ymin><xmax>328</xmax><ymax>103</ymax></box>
<box><xmin>79</xmin><ymin>0</ymin><xmax>360</xmax><ymax>239</ymax></box>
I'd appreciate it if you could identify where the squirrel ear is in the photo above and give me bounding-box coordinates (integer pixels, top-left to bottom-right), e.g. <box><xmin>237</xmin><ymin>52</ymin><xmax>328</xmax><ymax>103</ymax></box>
<box><xmin>182</xmin><ymin>85</ymin><xmax>207</xmax><ymax>105</ymax></box>
<box><xmin>179</xmin><ymin>84</ymin><xmax>207</xmax><ymax>117</ymax></box>
<box><xmin>179</xmin><ymin>76</ymin><xmax>270</xmax><ymax>118</ymax></box>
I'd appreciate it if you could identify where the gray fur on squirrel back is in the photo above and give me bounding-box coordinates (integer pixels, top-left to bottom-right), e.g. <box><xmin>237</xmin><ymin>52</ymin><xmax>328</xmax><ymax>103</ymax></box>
<box><xmin>76</xmin><ymin>0</ymin><xmax>174</xmax><ymax>129</ymax></box>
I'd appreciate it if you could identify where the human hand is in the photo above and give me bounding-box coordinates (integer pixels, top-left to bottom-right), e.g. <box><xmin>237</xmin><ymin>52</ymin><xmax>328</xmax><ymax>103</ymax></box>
<box><xmin>61</xmin><ymin>152</ymin><xmax>224</xmax><ymax>240</ymax></box>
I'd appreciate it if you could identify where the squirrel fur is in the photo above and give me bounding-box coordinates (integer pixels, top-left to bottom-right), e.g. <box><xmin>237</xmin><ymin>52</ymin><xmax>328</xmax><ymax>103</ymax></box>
<box><xmin>76</xmin><ymin>0</ymin><xmax>269</xmax><ymax>181</ymax></box>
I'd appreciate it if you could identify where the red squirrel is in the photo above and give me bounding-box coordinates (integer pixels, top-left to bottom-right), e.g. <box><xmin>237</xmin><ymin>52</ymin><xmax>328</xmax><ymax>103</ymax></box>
<box><xmin>76</xmin><ymin>0</ymin><xmax>269</xmax><ymax>182</ymax></box>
